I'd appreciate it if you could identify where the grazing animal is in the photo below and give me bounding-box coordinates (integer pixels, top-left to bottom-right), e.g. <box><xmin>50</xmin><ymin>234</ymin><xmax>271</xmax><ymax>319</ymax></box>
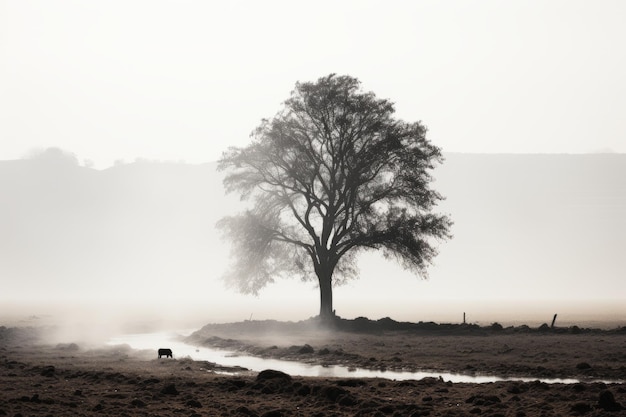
<box><xmin>158</xmin><ymin>348</ymin><xmax>173</xmax><ymax>358</ymax></box>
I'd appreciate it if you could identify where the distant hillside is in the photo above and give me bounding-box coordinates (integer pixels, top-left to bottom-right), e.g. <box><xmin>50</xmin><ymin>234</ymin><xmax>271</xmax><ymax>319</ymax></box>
<box><xmin>0</xmin><ymin>159</ymin><xmax>231</xmax><ymax>299</ymax></box>
<box><xmin>1</xmin><ymin>153</ymin><xmax>625</xmax><ymax>307</ymax></box>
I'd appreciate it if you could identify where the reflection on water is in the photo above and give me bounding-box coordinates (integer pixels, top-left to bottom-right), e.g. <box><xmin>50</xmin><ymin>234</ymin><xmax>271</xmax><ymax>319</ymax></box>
<box><xmin>106</xmin><ymin>332</ymin><xmax>587</xmax><ymax>384</ymax></box>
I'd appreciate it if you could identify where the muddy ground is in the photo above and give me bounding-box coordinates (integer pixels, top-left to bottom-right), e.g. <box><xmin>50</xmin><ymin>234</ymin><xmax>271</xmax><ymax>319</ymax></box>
<box><xmin>1</xmin><ymin>319</ymin><xmax>625</xmax><ymax>416</ymax></box>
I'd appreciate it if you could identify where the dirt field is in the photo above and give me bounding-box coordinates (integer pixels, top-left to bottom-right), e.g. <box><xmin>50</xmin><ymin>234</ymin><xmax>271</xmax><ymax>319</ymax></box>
<box><xmin>1</xmin><ymin>320</ymin><xmax>625</xmax><ymax>416</ymax></box>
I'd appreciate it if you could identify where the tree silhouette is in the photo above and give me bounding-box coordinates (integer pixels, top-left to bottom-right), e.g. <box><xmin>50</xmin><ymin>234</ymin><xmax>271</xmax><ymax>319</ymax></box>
<box><xmin>218</xmin><ymin>74</ymin><xmax>451</xmax><ymax>319</ymax></box>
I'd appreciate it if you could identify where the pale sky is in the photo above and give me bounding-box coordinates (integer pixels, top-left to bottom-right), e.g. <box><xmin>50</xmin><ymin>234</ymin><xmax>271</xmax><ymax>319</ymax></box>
<box><xmin>1</xmin><ymin>0</ymin><xmax>625</xmax><ymax>169</ymax></box>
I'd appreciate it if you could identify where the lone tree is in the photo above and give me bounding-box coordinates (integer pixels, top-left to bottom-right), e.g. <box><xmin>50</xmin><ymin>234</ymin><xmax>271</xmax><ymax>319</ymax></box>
<box><xmin>218</xmin><ymin>74</ymin><xmax>451</xmax><ymax>319</ymax></box>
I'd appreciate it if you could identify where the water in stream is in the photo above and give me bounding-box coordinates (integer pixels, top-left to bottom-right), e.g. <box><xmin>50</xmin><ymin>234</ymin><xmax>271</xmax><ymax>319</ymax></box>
<box><xmin>106</xmin><ymin>331</ymin><xmax>591</xmax><ymax>384</ymax></box>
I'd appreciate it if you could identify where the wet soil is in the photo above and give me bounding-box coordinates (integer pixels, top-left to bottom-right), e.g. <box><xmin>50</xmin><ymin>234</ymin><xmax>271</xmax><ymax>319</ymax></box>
<box><xmin>187</xmin><ymin>318</ymin><xmax>626</xmax><ymax>381</ymax></box>
<box><xmin>1</xmin><ymin>321</ymin><xmax>625</xmax><ymax>416</ymax></box>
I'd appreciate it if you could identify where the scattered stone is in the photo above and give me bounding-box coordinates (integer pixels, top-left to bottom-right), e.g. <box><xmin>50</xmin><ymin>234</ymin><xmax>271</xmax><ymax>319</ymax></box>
<box><xmin>598</xmin><ymin>390</ymin><xmax>622</xmax><ymax>411</ymax></box>
<box><xmin>296</xmin><ymin>384</ymin><xmax>311</xmax><ymax>396</ymax></box>
<box><xmin>260</xmin><ymin>410</ymin><xmax>285</xmax><ymax>417</ymax></box>
<box><xmin>186</xmin><ymin>399</ymin><xmax>202</xmax><ymax>408</ymax></box>
<box><xmin>538</xmin><ymin>323</ymin><xmax>551</xmax><ymax>332</ymax></box>
<box><xmin>235</xmin><ymin>406</ymin><xmax>258</xmax><ymax>416</ymax></box>
<box><xmin>507</xmin><ymin>384</ymin><xmax>522</xmax><ymax>394</ymax></box>
<box><xmin>299</xmin><ymin>344</ymin><xmax>314</xmax><ymax>354</ymax></box>
<box><xmin>104</xmin><ymin>392</ymin><xmax>126</xmax><ymax>399</ymax></box>
<box><xmin>319</xmin><ymin>385</ymin><xmax>348</xmax><ymax>402</ymax></box>
<box><xmin>142</xmin><ymin>378</ymin><xmax>160</xmax><ymax>385</ymax></box>
<box><xmin>254</xmin><ymin>370</ymin><xmax>293</xmax><ymax>395</ymax></box>
<box><xmin>55</xmin><ymin>342</ymin><xmax>79</xmax><ymax>351</ymax></box>
<box><xmin>570</xmin><ymin>402</ymin><xmax>592</xmax><ymax>414</ymax></box>
<box><xmin>576</xmin><ymin>362</ymin><xmax>592</xmax><ymax>370</ymax></box>
<box><xmin>130</xmin><ymin>399</ymin><xmax>146</xmax><ymax>407</ymax></box>
<box><xmin>529</xmin><ymin>380</ymin><xmax>550</xmax><ymax>391</ymax></box>
<box><xmin>229</xmin><ymin>379</ymin><xmax>247</xmax><ymax>389</ymax></box>
<box><xmin>338</xmin><ymin>394</ymin><xmax>358</xmax><ymax>406</ymax></box>
<box><xmin>256</xmin><ymin>369</ymin><xmax>291</xmax><ymax>383</ymax></box>
<box><xmin>466</xmin><ymin>394</ymin><xmax>501</xmax><ymax>406</ymax></box>
<box><xmin>491</xmin><ymin>322</ymin><xmax>504</xmax><ymax>331</ymax></box>
<box><xmin>337</xmin><ymin>379</ymin><xmax>367</xmax><ymax>387</ymax></box>
<box><xmin>160</xmin><ymin>383</ymin><xmax>179</xmax><ymax>396</ymax></box>
<box><xmin>40</xmin><ymin>365</ymin><xmax>55</xmax><ymax>377</ymax></box>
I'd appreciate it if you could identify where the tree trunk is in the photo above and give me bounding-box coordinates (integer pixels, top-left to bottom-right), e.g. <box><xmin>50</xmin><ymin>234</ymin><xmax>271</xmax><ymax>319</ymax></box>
<box><xmin>318</xmin><ymin>269</ymin><xmax>333</xmax><ymax>319</ymax></box>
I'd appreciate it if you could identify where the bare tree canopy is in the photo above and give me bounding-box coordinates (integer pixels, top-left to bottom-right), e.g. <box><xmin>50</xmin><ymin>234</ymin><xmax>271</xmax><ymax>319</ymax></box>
<box><xmin>218</xmin><ymin>74</ymin><xmax>451</xmax><ymax>318</ymax></box>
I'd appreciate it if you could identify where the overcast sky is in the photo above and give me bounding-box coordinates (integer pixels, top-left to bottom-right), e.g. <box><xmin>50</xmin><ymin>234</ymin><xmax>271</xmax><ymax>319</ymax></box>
<box><xmin>1</xmin><ymin>0</ymin><xmax>625</xmax><ymax>169</ymax></box>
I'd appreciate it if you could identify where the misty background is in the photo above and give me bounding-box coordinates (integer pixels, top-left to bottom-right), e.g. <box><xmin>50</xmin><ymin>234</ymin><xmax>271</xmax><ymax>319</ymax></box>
<box><xmin>1</xmin><ymin>151</ymin><xmax>624</xmax><ymax>331</ymax></box>
<box><xmin>2</xmin><ymin>1</ymin><xmax>626</xmax><ymax>333</ymax></box>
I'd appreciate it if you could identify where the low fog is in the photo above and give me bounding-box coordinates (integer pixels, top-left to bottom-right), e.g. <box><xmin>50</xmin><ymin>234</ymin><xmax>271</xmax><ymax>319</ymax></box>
<box><xmin>1</xmin><ymin>151</ymin><xmax>625</xmax><ymax>339</ymax></box>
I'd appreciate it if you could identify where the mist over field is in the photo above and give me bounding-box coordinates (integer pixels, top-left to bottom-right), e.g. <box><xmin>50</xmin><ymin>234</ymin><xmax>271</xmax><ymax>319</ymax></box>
<box><xmin>2</xmin><ymin>1</ymin><xmax>626</xmax><ymax>338</ymax></box>
<box><xmin>2</xmin><ymin>5</ymin><xmax>626</xmax><ymax>416</ymax></box>
<box><xmin>1</xmin><ymin>153</ymin><xmax>625</xmax><ymax>334</ymax></box>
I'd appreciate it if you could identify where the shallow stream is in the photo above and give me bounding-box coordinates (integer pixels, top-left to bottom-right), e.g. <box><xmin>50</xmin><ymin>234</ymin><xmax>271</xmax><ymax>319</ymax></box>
<box><xmin>106</xmin><ymin>331</ymin><xmax>611</xmax><ymax>384</ymax></box>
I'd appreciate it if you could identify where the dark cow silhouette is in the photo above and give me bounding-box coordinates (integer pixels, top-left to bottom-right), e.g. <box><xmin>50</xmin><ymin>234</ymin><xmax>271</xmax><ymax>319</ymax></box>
<box><xmin>158</xmin><ymin>348</ymin><xmax>173</xmax><ymax>358</ymax></box>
